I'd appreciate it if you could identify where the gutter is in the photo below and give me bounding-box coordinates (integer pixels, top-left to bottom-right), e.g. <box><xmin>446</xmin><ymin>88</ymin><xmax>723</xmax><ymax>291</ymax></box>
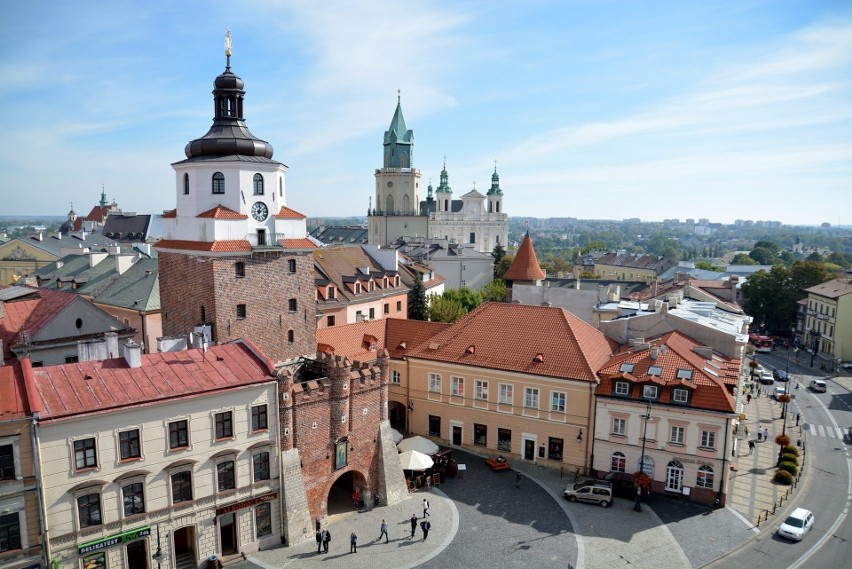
<box><xmin>32</xmin><ymin>412</ymin><xmax>50</xmax><ymax>569</ymax></box>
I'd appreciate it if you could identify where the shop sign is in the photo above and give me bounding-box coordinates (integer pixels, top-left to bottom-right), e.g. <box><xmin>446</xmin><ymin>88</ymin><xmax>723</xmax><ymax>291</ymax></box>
<box><xmin>216</xmin><ymin>492</ymin><xmax>277</xmax><ymax>516</ymax></box>
<box><xmin>78</xmin><ymin>526</ymin><xmax>151</xmax><ymax>555</ymax></box>
<box><xmin>673</xmin><ymin>456</ymin><xmax>714</xmax><ymax>467</ymax></box>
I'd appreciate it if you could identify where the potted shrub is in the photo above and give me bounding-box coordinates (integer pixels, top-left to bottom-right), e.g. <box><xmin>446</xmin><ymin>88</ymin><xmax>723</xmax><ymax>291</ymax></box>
<box><xmin>778</xmin><ymin>461</ymin><xmax>798</xmax><ymax>476</ymax></box>
<box><xmin>774</xmin><ymin>470</ymin><xmax>794</xmax><ymax>485</ymax></box>
<box><xmin>781</xmin><ymin>454</ymin><xmax>799</xmax><ymax>466</ymax></box>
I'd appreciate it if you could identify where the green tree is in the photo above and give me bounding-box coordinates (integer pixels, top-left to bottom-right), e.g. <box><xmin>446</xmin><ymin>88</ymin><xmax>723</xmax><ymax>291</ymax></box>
<box><xmin>492</xmin><ymin>244</ymin><xmax>506</xmax><ymax>267</ymax></box>
<box><xmin>742</xmin><ymin>261</ymin><xmax>833</xmax><ymax>331</ymax></box>
<box><xmin>408</xmin><ymin>276</ymin><xmax>428</xmax><ymax>321</ymax></box>
<box><xmin>428</xmin><ymin>296</ymin><xmax>466</xmax><ymax>323</ymax></box>
<box><xmin>805</xmin><ymin>251</ymin><xmax>824</xmax><ymax>263</ymax></box>
<box><xmin>730</xmin><ymin>253</ymin><xmax>757</xmax><ymax>265</ymax></box>
<box><xmin>494</xmin><ymin>255</ymin><xmax>514</xmax><ymax>280</ymax></box>
<box><xmin>443</xmin><ymin>287</ymin><xmax>483</xmax><ymax>313</ymax></box>
<box><xmin>695</xmin><ymin>261</ymin><xmax>719</xmax><ymax>271</ymax></box>
<box><xmin>827</xmin><ymin>251</ymin><xmax>849</xmax><ymax>268</ymax></box>
<box><xmin>480</xmin><ymin>279</ymin><xmax>509</xmax><ymax>303</ymax></box>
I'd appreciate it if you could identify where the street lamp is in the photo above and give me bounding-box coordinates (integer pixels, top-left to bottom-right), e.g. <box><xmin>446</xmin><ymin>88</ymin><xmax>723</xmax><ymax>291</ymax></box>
<box><xmin>777</xmin><ymin>394</ymin><xmax>791</xmax><ymax>465</ymax></box>
<box><xmin>809</xmin><ymin>329</ymin><xmax>821</xmax><ymax>367</ymax></box>
<box><xmin>634</xmin><ymin>400</ymin><xmax>653</xmax><ymax>513</ymax></box>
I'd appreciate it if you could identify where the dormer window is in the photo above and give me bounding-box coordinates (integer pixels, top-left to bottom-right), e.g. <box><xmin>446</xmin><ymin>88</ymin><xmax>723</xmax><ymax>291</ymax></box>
<box><xmin>614</xmin><ymin>381</ymin><xmax>630</xmax><ymax>396</ymax></box>
<box><xmin>672</xmin><ymin>388</ymin><xmax>689</xmax><ymax>404</ymax></box>
<box><xmin>619</xmin><ymin>363</ymin><xmax>635</xmax><ymax>373</ymax></box>
<box><xmin>368</xmin><ymin>281</ymin><xmax>374</xmax><ymax>292</ymax></box>
<box><xmin>327</xmin><ymin>287</ymin><xmax>335</xmax><ymax>299</ymax></box>
<box><xmin>253</xmin><ymin>173</ymin><xmax>264</xmax><ymax>195</ymax></box>
<box><xmin>354</xmin><ymin>283</ymin><xmax>361</xmax><ymax>294</ymax></box>
<box><xmin>642</xmin><ymin>385</ymin><xmax>659</xmax><ymax>400</ymax></box>
<box><xmin>676</xmin><ymin>369</ymin><xmax>693</xmax><ymax>380</ymax></box>
<box><xmin>648</xmin><ymin>365</ymin><xmax>663</xmax><ymax>377</ymax></box>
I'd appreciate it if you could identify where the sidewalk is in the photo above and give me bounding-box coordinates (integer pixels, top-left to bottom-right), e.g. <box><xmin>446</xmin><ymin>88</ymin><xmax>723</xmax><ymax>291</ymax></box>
<box><xmin>727</xmin><ymin>383</ymin><xmax>804</xmax><ymax>527</ymax></box>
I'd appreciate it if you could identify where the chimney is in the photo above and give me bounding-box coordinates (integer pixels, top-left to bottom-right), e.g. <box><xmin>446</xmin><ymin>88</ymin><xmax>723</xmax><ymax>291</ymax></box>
<box><xmin>37</xmin><ymin>232</ymin><xmax>43</xmax><ymax>241</ymax></box>
<box><xmin>123</xmin><ymin>340</ymin><xmax>142</xmax><ymax>368</ymax></box>
<box><xmin>105</xmin><ymin>332</ymin><xmax>119</xmax><ymax>359</ymax></box>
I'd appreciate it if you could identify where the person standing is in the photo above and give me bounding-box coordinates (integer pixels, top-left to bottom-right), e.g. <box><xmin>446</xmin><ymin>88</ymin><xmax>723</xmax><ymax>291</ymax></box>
<box><xmin>350</xmin><ymin>532</ymin><xmax>358</xmax><ymax>553</ymax></box>
<box><xmin>796</xmin><ymin>413</ymin><xmax>801</xmax><ymax>426</ymax></box>
<box><xmin>322</xmin><ymin>528</ymin><xmax>330</xmax><ymax>553</ymax></box>
<box><xmin>746</xmin><ymin>393</ymin><xmax>752</xmax><ymax>404</ymax></box>
<box><xmin>421</xmin><ymin>519</ymin><xmax>431</xmax><ymax>540</ymax></box>
<box><xmin>423</xmin><ymin>498</ymin><xmax>429</xmax><ymax>518</ymax></box>
<box><xmin>764</xmin><ymin>427</ymin><xmax>769</xmax><ymax>441</ymax></box>
<box><xmin>377</xmin><ymin>519</ymin><xmax>389</xmax><ymax>543</ymax></box>
<box><xmin>316</xmin><ymin>529</ymin><xmax>323</xmax><ymax>554</ymax></box>
<box><xmin>744</xmin><ymin>425</ymin><xmax>750</xmax><ymax>437</ymax></box>
<box><xmin>748</xmin><ymin>440</ymin><xmax>755</xmax><ymax>455</ymax></box>
<box><xmin>515</xmin><ymin>471</ymin><xmax>523</xmax><ymax>489</ymax></box>
<box><xmin>410</xmin><ymin>514</ymin><xmax>418</xmax><ymax>538</ymax></box>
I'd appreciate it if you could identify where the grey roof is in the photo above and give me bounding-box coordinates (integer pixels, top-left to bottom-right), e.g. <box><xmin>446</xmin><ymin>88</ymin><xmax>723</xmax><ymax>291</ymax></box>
<box><xmin>171</xmin><ymin>154</ymin><xmax>283</xmax><ymax>166</ymax></box>
<box><xmin>0</xmin><ymin>286</ymin><xmax>36</xmax><ymax>301</ymax></box>
<box><xmin>9</xmin><ymin>232</ymin><xmax>116</xmax><ymax>258</ymax></box>
<box><xmin>102</xmin><ymin>213</ymin><xmax>153</xmax><ymax>242</ymax></box>
<box><xmin>658</xmin><ymin>265</ymin><xmax>723</xmax><ymax>281</ymax></box>
<box><xmin>93</xmin><ymin>257</ymin><xmax>160</xmax><ymax>311</ymax></box>
<box><xmin>310</xmin><ymin>225</ymin><xmax>368</xmax><ymax>245</ymax></box>
<box><xmin>419</xmin><ymin>199</ymin><xmax>464</xmax><ymax>214</ymax></box>
<box><xmin>721</xmin><ymin>265</ymin><xmax>774</xmax><ymax>277</ymax></box>
<box><xmin>393</xmin><ymin>239</ymin><xmax>492</xmax><ymax>261</ymax></box>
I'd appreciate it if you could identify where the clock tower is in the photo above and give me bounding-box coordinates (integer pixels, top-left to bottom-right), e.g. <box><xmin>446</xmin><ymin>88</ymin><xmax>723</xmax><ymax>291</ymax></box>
<box><xmin>157</xmin><ymin>32</ymin><xmax>316</xmax><ymax>365</ymax></box>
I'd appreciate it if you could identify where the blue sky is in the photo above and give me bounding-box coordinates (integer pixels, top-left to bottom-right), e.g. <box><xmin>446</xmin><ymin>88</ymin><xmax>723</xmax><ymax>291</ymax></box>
<box><xmin>1</xmin><ymin>0</ymin><xmax>850</xmax><ymax>226</ymax></box>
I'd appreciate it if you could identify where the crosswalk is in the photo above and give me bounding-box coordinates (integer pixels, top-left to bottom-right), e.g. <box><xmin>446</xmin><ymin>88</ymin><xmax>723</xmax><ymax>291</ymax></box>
<box><xmin>802</xmin><ymin>423</ymin><xmax>849</xmax><ymax>439</ymax></box>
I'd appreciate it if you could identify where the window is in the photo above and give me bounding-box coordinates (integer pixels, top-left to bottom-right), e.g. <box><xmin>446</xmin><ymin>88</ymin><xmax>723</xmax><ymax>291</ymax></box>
<box><xmin>524</xmin><ymin>387</ymin><xmax>540</xmax><ymax>409</ymax></box>
<box><xmin>665</xmin><ymin>460</ymin><xmax>684</xmax><ymax>492</ymax></box>
<box><xmin>672</xmin><ymin>388</ymin><xmax>689</xmax><ymax>403</ymax></box>
<box><xmin>327</xmin><ymin>315</ymin><xmax>335</xmax><ymax>326</ymax></box>
<box><xmin>171</xmin><ymin>471</ymin><xmax>193</xmax><ymax>503</ymax></box>
<box><xmin>77</xmin><ymin>493</ymin><xmax>102</xmax><ymax>527</ymax></box>
<box><xmin>619</xmin><ymin>363</ymin><xmax>635</xmax><ymax>373</ymax></box>
<box><xmin>642</xmin><ymin>385</ymin><xmax>658</xmax><ymax>400</ymax></box>
<box><xmin>474</xmin><ymin>380</ymin><xmax>488</xmax><ymax>400</ymax></box>
<box><xmin>391</xmin><ymin>370</ymin><xmax>401</xmax><ymax>385</ymax></box>
<box><xmin>169</xmin><ymin>420</ymin><xmax>189</xmax><ymax>449</ymax></box>
<box><xmin>551</xmin><ymin>391</ymin><xmax>566</xmax><ymax>413</ymax></box>
<box><xmin>696</xmin><ymin>465</ymin><xmax>714</xmax><ymax>489</ymax></box>
<box><xmin>611</xmin><ymin>451</ymin><xmax>626</xmax><ymax>472</ymax></box>
<box><xmin>383</xmin><ymin>304</ymin><xmax>389</xmax><ymax>315</ymax></box>
<box><xmin>428</xmin><ymin>415</ymin><xmax>441</xmax><ymax>438</ymax></box>
<box><xmin>428</xmin><ymin>373</ymin><xmax>442</xmax><ymax>393</ymax></box>
<box><xmin>612</xmin><ymin>417</ymin><xmax>626</xmax><ymax>436</ymax></box>
<box><xmin>396</xmin><ymin>301</ymin><xmax>402</xmax><ymax>311</ymax></box>
<box><xmin>212</xmin><ymin>172</ymin><xmax>225</xmax><ymax>194</ymax></box>
<box><xmin>497</xmin><ymin>428</ymin><xmax>512</xmax><ymax>452</ymax></box>
<box><xmin>498</xmin><ymin>383</ymin><xmax>513</xmax><ymax>405</ymax></box>
<box><xmin>701</xmin><ymin>430</ymin><xmax>716</xmax><ymax>449</ymax></box>
<box><xmin>547</xmin><ymin>437</ymin><xmax>564</xmax><ymax>461</ymax></box>
<box><xmin>237</xmin><ymin>304</ymin><xmax>247</xmax><ymax>319</ymax></box>
<box><xmin>123</xmin><ymin>482</ymin><xmax>145</xmax><ymax>516</ymax></box>
<box><xmin>253</xmin><ymin>452</ymin><xmax>270</xmax><ymax>482</ymax></box>
<box><xmin>215</xmin><ymin>411</ymin><xmax>233</xmax><ymax>439</ymax></box>
<box><xmin>648</xmin><ymin>365</ymin><xmax>663</xmax><ymax>376</ymax></box>
<box><xmin>614</xmin><ymin>381</ymin><xmax>629</xmax><ymax>396</ymax></box>
<box><xmin>369</xmin><ymin>307</ymin><xmax>375</xmax><ymax>319</ymax></box>
<box><xmin>287</xmin><ymin>330</ymin><xmax>294</xmax><ymax>344</ymax></box>
<box><xmin>251</xmin><ymin>405</ymin><xmax>268</xmax><ymax>431</ymax></box>
<box><xmin>255</xmin><ymin>502</ymin><xmax>272</xmax><ymax>538</ymax></box>
<box><xmin>0</xmin><ymin>512</ymin><xmax>21</xmax><ymax>552</ymax></box>
<box><xmin>217</xmin><ymin>461</ymin><xmax>236</xmax><ymax>492</ymax></box>
<box><xmin>288</xmin><ymin>298</ymin><xmax>297</xmax><ymax>312</ymax></box>
<box><xmin>0</xmin><ymin>445</ymin><xmax>14</xmax><ymax>480</ymax></box>
<box><xmin>450</xmin><ymin>376</ymin><xmax>464</xmax><ymax>396</ymax></box>
<box><xmin>474</xmin><ymin>424</ymin><xmax>487</xmax><ymax>446</ymax></box>
<box><xmin>66</xmin><ymin>355</ymin><xmax>79</xmax><ymax>363</ymax></box>
<box><xmin>253</xmin><ymin>173</ymin><xmax>264</xmax><ymax>195</ymax></box>
<box><xmin>670</xmin><ymin>426</ymin><xmax>685</xmax><ymax>444</ymax></box>
<box><xmin>676</xmin><ymin>369</ymin><xmax>693</xmax><ymax>380</ymax></box>
<box><xmin>327</xmin><ymin>287</ymin><xmax>335</xmax><ymax>299</ymax></box>
<box><xmin>74</xmin><ymin>438</ymin><xmax>97</xmax><ymax>470</ymax></box>
<box><xmin>183</xmin><ymin>173</ymin><xmax>189</xmax><ymax>195</ymax></box>
<box><xmin>288</xmin><ymin>259</ymin><xmax>296</xmax><ymax>273</ymax></box>
<box><xmin>235</xmin><ymin>262</ymin><xmax>245</xmax><ymax>277</ymax></box>
<box><xmin>119</xmin><ymin>429</ymin><xmax>141</xmax><ymax>461</ymax></box>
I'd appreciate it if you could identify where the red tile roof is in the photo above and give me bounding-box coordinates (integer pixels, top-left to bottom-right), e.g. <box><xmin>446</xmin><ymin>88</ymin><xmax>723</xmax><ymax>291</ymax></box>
<box><xmin>406</xmin><ymin>303</ymin><xmax>615</xmax><ymax>382</ymax></box>
<box><xmin>197</xmin><ymin>204</ymin><xmax>248</xmax><ymax>219</ymax></box>
<box><xmin>0</xmin><ymin>286</ymin><xmax>78</xmax><ymax>359</ymax></box>
<box><xmin>162</xmin><ymin>209</ymin><xmax>177</xmax><ymax>218</ymax></box>
<box><xmin>154</xmin><ymin>239</ymin><xmax>252</xmax><ymax>252</ymax></box>
<box><xmin>504</xmin><ymin>232</ymin><xmax>545</xmax><ymax>281</ymax></box>
<box><xmin>274</xmin><ymin>206</ymin><xmax>307</xmax><ymax>219</ymax></box>
<box><xmin>385</xmin><ymin>318</ymin><xmax>450</xmax><ymax>359</ymax></box>
<box><xmin>31</xmin><ymin>340</ymin><xmax>276</xmax><ymax>421</ymax></box>
<box><xmin>279</xmin><ymin>238</ymin><xmax>317</xmax><ymax>249</ymax></box>
<box><xmin>315</xmin><ymin>318</ymin><xmax>450</xmax><ymax>361</ymax></box>
<box><xmin>0</xmin><ymin>363</ymin><xmax>28</xmax><ymax>419</ymax></box>
<box><xmin>597</xmin><ymin>331</ymin><xmax>738</xmax><ymax>413</ymax></box>
<box><xmin>85</xmin><ymin>205</ymin><xmax>111</xmax><ymax>223</ymax></box>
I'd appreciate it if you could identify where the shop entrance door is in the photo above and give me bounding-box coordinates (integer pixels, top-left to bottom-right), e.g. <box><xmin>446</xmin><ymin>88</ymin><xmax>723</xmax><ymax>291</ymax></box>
<box><xmin>452</xmin><ymin>425</ymin><xmax>462</xmax><ymax>446</ymax></box>
<box><xmin>126</xmin><ymin>540</ymin><xmax>148</xmax><ymax>569</ymax></box>
<box><xmin>219</xmin><ymin>512</ymin><xmax>238</xmax><ymax>555</ymax></box>
<box><xmin>523</xmin><ymin>439</ymin><xmax>535</xmax><ymax>461</ymax></box>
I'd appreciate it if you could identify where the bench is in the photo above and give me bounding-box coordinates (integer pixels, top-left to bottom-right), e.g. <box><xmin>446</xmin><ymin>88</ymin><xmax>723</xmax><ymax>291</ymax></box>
<box><xmin>486</xmin><ymin>457</ymin><xmax>511</xmax><ymax>471</ymax></box>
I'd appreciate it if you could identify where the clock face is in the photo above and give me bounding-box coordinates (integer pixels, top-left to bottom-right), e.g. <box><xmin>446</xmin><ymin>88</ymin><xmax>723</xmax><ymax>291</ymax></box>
<box><xmin>251</xmin><ymin>201</ymin><xmax>268</xmax><ymax>221</ymax></box>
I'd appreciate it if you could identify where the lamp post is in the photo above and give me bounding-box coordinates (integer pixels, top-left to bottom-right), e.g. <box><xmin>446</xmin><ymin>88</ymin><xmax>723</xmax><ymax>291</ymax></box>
<box><xmin>777</xmin><ymin>394</ymin><xmax>790</xmax><ymax>465</ymax></box>
<box><xmin>634</xmin><ymin>400</ymin><xmax>653</xmax><ymax>513</ymax></box>
<box><xmin>809</xmin><ymin>329</ymin><xmax>820</xmax><ymax>367</ymax></box>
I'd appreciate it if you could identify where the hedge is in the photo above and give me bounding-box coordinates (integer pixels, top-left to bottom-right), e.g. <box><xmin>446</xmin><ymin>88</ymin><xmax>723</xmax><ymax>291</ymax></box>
<box><xmin>778</xmin><ymin>461</ymin><xmax>798</xmax><ymax>476</ymax></box>
<box><xmin>774</xmin><ymin>470</ymin><xmax>794</xmax><ymax>485</ymax></box>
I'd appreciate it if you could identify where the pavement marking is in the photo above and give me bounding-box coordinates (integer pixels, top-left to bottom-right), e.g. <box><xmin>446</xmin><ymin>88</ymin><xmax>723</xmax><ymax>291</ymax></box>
<box><xmin>726</xmin><ymin>505</ymin><xmax>759</xmax><ymax>534</ymax></box>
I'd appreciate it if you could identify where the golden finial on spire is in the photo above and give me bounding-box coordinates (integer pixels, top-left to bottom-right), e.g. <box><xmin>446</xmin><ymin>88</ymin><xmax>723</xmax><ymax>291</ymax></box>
<box><xmin>225</xmin><ymin>28</ymin><xmax>232</xmax><ymax>57</ymax></box>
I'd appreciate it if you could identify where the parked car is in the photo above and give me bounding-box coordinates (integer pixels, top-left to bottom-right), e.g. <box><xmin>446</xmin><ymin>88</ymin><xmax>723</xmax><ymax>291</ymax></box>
<box><xmin>777</xmin><ymin>508</ymin><xmax>814</xmax><ymax>541</ymax></box>
<box><xmin>842</xmin><ymin>362</ymin><xmax>852</xmax><ymax>371</ymax></box>
<box><xmin>573</xmin><ymin>478</ymin><xmax>612</xmax><ymax>491</ymax></box>
<box><xmin>563</xmin><ymin>484</ymin><xmax>613</xmax><ymax>507</ymax></box>
<box><xmin>758</xmin><ymin>371</ymin><xmax>775</xmax><ymax>385</ymax></box>
<box><xmin>809</xmin><ymin>380</ymin><xmax>827</xmax><ymax>393</ymax></box>
<box><xmin>774</xmin><ymin>386</ymin><xmax>788</xmax><ymax>399</ymax></box>
<box><xmin>773</xmin><ymin>368</ymin><xmax>788</xmax><ymax>381</ymax></box>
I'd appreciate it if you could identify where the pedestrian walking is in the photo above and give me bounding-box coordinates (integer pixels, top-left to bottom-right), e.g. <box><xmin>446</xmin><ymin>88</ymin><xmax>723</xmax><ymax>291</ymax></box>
<box><xmin>410</xmin><ymin>514</ymin><xmax>418</xmax><ymax>538</ymax></box>
<box><xmin>515</xmin><ymin>471</ymin><xmax>523</xmax><ymax>489</ymax></box>
<box><xmin>757</xmin><ymin>430</ymin><xmax>762</xmax><ymax>442</ymax></box>
<box><xmin>322</xmin><ymin>528</ymin><xmax>330</xmax><ymax>553</ymax></box>
<box><xmin>377</xmin><ymin>519</ymin><xmax>389</xmax><ymax>543</ymax></box>
<box><xmin>744</xmin><ymin>425</ymin><xmax>749</xmax><ymax>437</ymax></box>
<box><xmin>316</xmin><ymin>529</ymin><xmax>322</xmax><ymax>554</ymax></box>
<box><xmin>750</xmin><ymin>382</ymin><xmax>755</xmax><ymax>393</ymax></box>
<box><xmin>748</xmin><ymin>440</ymin><xmax>755</xmax><ymax>455</ymax></box>
<box><xmin>421</xmin><ymin>519</ymin><xmax>431</xmax><ymax>540</ymax></box>
<box><xmin>764</xmin><ymin>427</ymin><xmax>769</xmax><ymax>441</ymax></box>
<box><xmin>796</xmin><ymin>413</ymin><xmax>800</xmax><ymax>426</ymax></box>
<box><xmin>423</xmin><ymin>498</ymin><xmax>429</xmax><ymax>517</ymax></box>
<box><xmin>350</xmin><ymin>532</ymin><xmax>358</xmax><ymax>553</ymax></box>
<box><xmin>746</xmin><ymin>393</ymin><xmax>752</xmax><ymax>404</ymax></box>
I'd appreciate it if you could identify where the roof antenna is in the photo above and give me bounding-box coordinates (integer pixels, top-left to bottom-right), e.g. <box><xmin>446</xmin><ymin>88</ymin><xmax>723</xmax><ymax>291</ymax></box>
<box><xmin>225</xmin><ymin>28</ymin><xmax>232</xmax><ymax>70</ymax></box>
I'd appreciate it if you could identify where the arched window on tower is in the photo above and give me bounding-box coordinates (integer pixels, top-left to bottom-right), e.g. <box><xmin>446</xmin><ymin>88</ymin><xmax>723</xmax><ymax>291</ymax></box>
<box><xmin>402</xmin><ymin>195</ymin><xmax>410</xmax><ymax>214</ymax></box>
<box><xmin>184</xmin><ymin>173</ymin><xmax>190</xmax><ymax>195</ymax></box>
<box><xmin>253</xmin><ymin>174</ymin><xmax>264</xmax><ymax>195</ymax></box>
<box><xmin>488</xmin><ymin>201</ymin><xmax>492</xmax><ymax>213</ymax></box>
<box><xmin>279</xmin><ymin>177</ymin><xmax>283</xmax><ymax>197</ymax></box>
<box><xmin>385</xmin><ymin>195</ymin><xmax>394</xmax><ymax>214</ymax></box>
<box><xmin>400</xmin><ymin>152</ymin><xmax>409</xmax><ymax>168</ymax></box>
<box><xmin>496</xmin><ymin>202</ymin><xmax>500</xmax><ymax>213</ymax></box>
<box><xmin>443</xmin><ymin>199</ymin><xmax>449</xmax><ymax>211</ymax></box>
<box><xmin>212</xmin><ymin>172</ymin><xmax>225</xmax><ymax>194</ymax></box>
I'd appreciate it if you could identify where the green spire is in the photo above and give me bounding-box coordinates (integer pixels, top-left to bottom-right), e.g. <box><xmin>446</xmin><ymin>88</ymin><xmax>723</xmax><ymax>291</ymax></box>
<box><xmin>383</xmin><ymin>91</ymin><xmax>414</xmax><ymax>168</ymax></box>
<box><xmin>436</xmin><ymin>157</ymin><xmax>452</xmax><ymax>194</ymax></box>
<box><xmin>99</xmin><ymin>184</ymin><xmax>108</xmax><ymax>207</ymax></box>
<box><xmin>487</xmin><ymin>161</ymin><xmax>502</xmax><ymax>195</ymax></box>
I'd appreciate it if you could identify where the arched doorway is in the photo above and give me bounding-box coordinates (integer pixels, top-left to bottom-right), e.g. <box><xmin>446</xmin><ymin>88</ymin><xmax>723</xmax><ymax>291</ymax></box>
<box><xmin>172</xmin><ymin>526</ymin><xmax>196</xmax><ymax>567</ymax></box>
<box><xmin>327</xmin><ymin>470</ymin><xmax>368</xmax><ymax>515</ymax></box>
<box><xmin>388</xmin><ymin>401</ymin><xmax>407</xmax><ymax>433</ymax></box>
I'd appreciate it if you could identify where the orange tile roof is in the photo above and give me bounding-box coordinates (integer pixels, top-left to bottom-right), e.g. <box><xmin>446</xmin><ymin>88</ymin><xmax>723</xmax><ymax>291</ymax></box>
<box><xmin>197</xmin><ymin>204</ymin><xmax>248</xmax><ymax>219</ymax></box>
<box><xmin>0</xmin><ymin>286</ymin><xmax>78</xmax><ymax>359</ymax></box>
<box><xmin>597</xmin><ymin>331</ymin><xmax>737</xmax><ymax>413</ymax></box>
<box><xmin>31</xmin><ymin>340</ymin><xmax>277</xmax><ymax>421</ymax></box>
<box><xmin>154</xmin><ymin>239</ymin><xmax>252</xmax><ymax>252</ymax></box>
<box><xmin>504</xmin><ymin>232</ymin><xmax>546</xmax><ymax>281</ymax></box>
<box><xmin>385</xmin><ymin>318</ymin><xmax>450</xmax><ymax>358</ymax></box>
<box><xmin>316</xmin><ymin>319</ymin><xmax>388</xmax><ymax>361</ymax></box>
<box><xmin>162</xmin><ymin>209</ymin><xmax>177</xmax><ymax>218</ymax></box>
<box><xmin>274</xmin><ymin>206</ymin><xmax>307</xmax><ymax>219</ymax></box>
<box><xmin>407</xmin><ymin>302</ymin><xmax>615</xmax><ymax>382</ymax></box>
<box><xmin>279</xmin><ymin>238</ymin><xmax>317</xmax><ymax>249</ymax></box>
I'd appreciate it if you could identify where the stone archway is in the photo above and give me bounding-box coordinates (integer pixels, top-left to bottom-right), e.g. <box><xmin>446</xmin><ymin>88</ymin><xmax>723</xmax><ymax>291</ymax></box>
<box><xmin>327</xmin><ymin>470</ymin><xmax>368</xmax><ymax>515</ymax></box>
<box><xmin>388</xmin><ymin>400</ymin><xmax>407</xmax><ymax>434</ymax></box>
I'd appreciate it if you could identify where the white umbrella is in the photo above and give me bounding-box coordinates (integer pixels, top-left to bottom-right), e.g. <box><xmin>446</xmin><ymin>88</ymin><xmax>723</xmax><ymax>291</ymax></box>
<box><xmin>399</xmin><ymin>450</ymin><xmax>434</xmax><ymax>471</ymax></box>
<box><xmin>397</xmin><ymin>436</ymin><xmax>439</xmax><ymax>455</ymax></box>
<box><xmin>390</xmin><ymin>428</ymin><xmax>404</xmax><ymax>443</ymax></box>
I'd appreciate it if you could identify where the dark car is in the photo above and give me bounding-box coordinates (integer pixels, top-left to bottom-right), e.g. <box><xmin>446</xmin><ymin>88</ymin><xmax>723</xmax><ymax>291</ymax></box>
<box><xmin>581</xmin><ymin>473</ymin><xmax>643</xmax><ymax>500</ymax></box>
<box><xmin>773</xmin><ymin>368</ymin><xmax>788</xmax><ymax>381</ymax></box>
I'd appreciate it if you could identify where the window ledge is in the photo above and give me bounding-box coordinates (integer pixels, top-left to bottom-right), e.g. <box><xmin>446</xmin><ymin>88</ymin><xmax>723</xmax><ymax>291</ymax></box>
<box><xmin>169</xmin><ymin>446</ymin><xmax>191</xmax><ymax>453</ymax></box>
<box><xmin>119</xmin><ymin>457</ymin><xmax>143</xmax><ymax>464</ymax></box>
<box><xmin>610</xmin><ymin>433</ymin><xmax>626</xmax><ymax>438</ymax></box>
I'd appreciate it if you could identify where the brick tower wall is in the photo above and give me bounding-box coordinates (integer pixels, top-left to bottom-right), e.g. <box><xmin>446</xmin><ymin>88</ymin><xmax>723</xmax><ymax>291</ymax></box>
<box><xmin>159</xmin><ymin>251</ymin><xmax>218</xmax><ymax>339</ymax></box>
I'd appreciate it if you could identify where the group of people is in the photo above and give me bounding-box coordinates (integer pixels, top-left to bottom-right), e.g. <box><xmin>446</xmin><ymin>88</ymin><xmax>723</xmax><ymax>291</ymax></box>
<box><xmin>319</xmin><ymin>497</ymin><xmax>434</xmax><ymax>555</ymax></box>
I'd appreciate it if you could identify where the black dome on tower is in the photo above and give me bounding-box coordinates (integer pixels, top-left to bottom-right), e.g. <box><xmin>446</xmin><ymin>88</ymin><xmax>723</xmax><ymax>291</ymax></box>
<box><xmin>184</xmin><ymin>39</ymin><xmax>273</xmax><ymax>160</ymax></box>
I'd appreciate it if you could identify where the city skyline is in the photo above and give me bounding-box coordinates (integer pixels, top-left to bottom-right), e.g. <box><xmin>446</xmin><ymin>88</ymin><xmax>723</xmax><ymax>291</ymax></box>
<box><xmin>1</xmin><ymin>1</ymin><xmax>851</xmax><ymax>226</ymax></box>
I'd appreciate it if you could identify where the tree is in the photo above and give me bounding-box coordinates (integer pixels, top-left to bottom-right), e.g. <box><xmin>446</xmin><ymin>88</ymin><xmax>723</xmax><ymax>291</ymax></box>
<box><xmin>494</xmin><ymin>255</ymin><xmax>514</xmax><ymax>280</ymax></box>
<box><xmin>408</xmin><ymin>276</ymin><xmax>428</xmax><ymax>321</ymax></box>
<box><xmin>742</xmin><ymin>261</ymin><xmax>833</xmax><ymax>331</ymax></box>
<box><xmin>491</xmin><ymin>244</ymin><xmax>506</xmax><ymax>267</ymax></box>
<box><xmin>749</xmin><ymin>247</ymin><xmax>777</xmax><ymax>265</ymax></box>
<box><xmin>443</xmin><ymin>287</ymin><xmax>483</xmax><ymax>313</ymax></box>
<box><xmin>480</xmin><ymin>279</ymin><xmax>509</xmax><ymax>303</ymax></box>
<box><xmin>730</xmin><ymin>253</ymin><xmax>756</xmax><ymax>265</ymax></box>
<box><xmin>805</xmin><ymin>251</ymin><xmax>824</xmax><ymax>263</ymax></box>
<box><xmin>827</xmin><ymin>251</ymin><xmax>849</xmax><ymax>268</ymax></box>
<box><xmin>695</xmin><ymin>261</ymin><xmax>718</xmax><ymax>271</ymax></box>
<box><xmin>427</xmin><ymin>296</ymin><xmax>466</xmax><ymax>323</ymax></box>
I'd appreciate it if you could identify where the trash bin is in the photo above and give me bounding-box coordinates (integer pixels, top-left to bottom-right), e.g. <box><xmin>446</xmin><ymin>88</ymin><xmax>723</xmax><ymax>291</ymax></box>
<box><xmin>208</xmin><ymin>555</ymin><xmax>221</xmax><ymax>569</ymax></box>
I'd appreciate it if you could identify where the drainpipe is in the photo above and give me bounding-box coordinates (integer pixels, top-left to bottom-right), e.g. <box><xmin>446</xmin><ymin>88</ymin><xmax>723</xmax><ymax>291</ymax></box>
<box><xmin>586</xmin><ymin>381</ymin><xmax>596</xmax><ymax>475</ymax></box>
<box><xmin>720</xmin><ymin>416</ymin><xmax>731</xmax><ymax>506</ymax></box>
<box><xmin>31</xmin><ymin>412</ymin><xmax>50</xmax><ymax>569</ymax></box>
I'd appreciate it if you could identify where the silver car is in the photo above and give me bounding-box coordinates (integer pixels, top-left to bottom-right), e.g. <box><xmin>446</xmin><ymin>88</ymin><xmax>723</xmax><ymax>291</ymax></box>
<box><xmin>809</xmin><ymin>380</ymin><xmax>827</xmax><ymax>393</ymax></box>
<box><xmin>777</xmin><ymin>508</ymin><xmax>814</xmax><ymax>541</ymax></box>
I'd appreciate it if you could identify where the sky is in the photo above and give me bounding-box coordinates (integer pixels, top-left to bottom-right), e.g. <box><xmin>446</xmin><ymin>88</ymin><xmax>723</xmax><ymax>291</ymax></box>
<box><xmin>1</xmin><ymin>0</ymin><xmax>851</xmax><ymax>226</ymax></box>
